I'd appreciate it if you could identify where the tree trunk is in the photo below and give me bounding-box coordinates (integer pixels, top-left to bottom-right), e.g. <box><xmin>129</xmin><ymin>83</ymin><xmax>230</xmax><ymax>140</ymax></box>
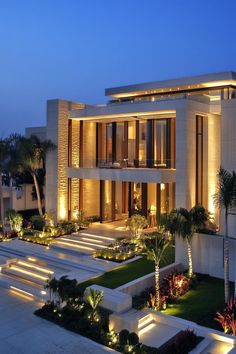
<box><xmin>0</xmin><ymin>171</ymin><xmax>4</xmax><ymax>222</ymax></box>
<box><xmin>224</xmin><ymin>211</ymin><xmax>230</xmax><ymax>303</ymax></box>
<box><xmin>155</xmin><ymin>263</ymin><xmax>160</xmax><ymax>309</ymax></box>
<box><xmin>186</xmin><ymin>239</ymin><xmax>193</xmax><ymax>278</ymax></box>
<box><xmin>32</xmin><ymin>173</ymin><xmax>43</xmax><ymax>217</ymax></box>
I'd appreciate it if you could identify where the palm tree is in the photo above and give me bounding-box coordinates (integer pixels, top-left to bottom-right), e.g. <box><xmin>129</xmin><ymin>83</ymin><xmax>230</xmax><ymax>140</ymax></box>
<box><xmin>161</xmin><ymin>206</ymin><xmax>210</xmax><ymax>278</ymax></box>
<box><xmin>85</xmin><ymin>288</ymin><xmax>104</xmax><ymax>321</ymax></box>
<box><xmin>11</xmin><ymin>135</ymin><xmax>56</xmax><ymax>217</ymax></box>
<box><xmin>0</xmin><ymin>138</ymin><xmax>9</xmax><ymax>222</ymax></box>
<box><xmin>145</xmin><ymin>233</ymin><xmax>171</xmax><ymax>310</ymax></box>
<box><xmin>213</xmin><ymin>167</ymin><xmax>236</xmax><ymax>303</ymax></box>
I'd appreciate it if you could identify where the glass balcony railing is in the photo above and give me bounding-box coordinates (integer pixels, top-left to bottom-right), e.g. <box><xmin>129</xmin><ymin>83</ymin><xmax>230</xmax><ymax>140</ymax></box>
<box><xmin>70</xmin><ymin>158</ymin><xmax>175</xmax><ymax>169</ymax></box>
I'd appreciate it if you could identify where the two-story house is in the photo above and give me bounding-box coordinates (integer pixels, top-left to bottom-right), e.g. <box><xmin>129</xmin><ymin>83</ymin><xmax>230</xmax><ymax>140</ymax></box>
<box><xmin>45</xmin><ymin>72</ymin><xmax>236</xmax><ymax>236</ymax></box>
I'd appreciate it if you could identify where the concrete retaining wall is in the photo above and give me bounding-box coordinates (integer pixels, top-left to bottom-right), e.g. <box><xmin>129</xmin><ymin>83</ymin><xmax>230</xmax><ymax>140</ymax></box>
<box><xmin>175</xmin><ymin>232</ymin><xmax>236</xmax><ymax>282</ymax></box>
<box><xmin>116</xmin><ymin>262</ymin><xmax>183</xmax><ymax>296</ymax></box>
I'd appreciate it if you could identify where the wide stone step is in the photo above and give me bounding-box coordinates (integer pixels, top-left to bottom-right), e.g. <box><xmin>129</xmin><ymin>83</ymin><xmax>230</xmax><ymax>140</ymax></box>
<box><xmin>50</xmin><ymin>241</ymin><xmax>94</xmax><ymax>255</ymax></box>
<box><xmin>7</xmin><ymin>259</ymin><xmax>54</xmax><ymax>277</ymax></box>
<box><xmin>0</xmin><ymin>273</ymin><xmax>49</xmax><ymax>301</ymax></box>
<box><xmin>76</xmin><ymin>232</ymin><xmax>116</xmax><ymax>244</ymax></box>
<box><xmin>138</xmin><ymin>315</ymin><xmax>156</xmax><ymax>335</ymax></box>
<box><xmin>2</xmin><ymin>265</ymin><xmax>49</xmax><ymax>286</ymax></box>
<box><xmin>58</xmin><ymin>237</ymin><xmax>107</xmax><ymax>249</ymax></box>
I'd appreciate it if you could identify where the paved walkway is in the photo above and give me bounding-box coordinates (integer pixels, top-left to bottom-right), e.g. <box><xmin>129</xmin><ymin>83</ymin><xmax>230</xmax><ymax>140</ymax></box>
<box><xmin>0</xmin><ymin>284</ymin><xmax>116</xmax><ymax>354</ymax></box>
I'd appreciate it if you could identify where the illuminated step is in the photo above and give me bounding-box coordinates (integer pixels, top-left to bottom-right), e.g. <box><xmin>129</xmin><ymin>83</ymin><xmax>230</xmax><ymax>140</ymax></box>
<box><xmin>79</xmin><ymin>232</ymin><xmax>115</xmax><ymax>242</ymax></box>
<box><xmin>9</xmin><ymin>285</ymin><xmax>35</xmax><ymax>301</ymax></box>
<box><xmin>81</xmin><ymin>237</ymin><xmax>103</xmax><ymax>244</ymax></box>
<box><xmin>13</xmin><ymin>260</ymin><xmax>54</xmax><ymax>275</ymax></box>
<box><xmin>138</xmin><ymin>322</ymin><xmax>156</xmax><ymax>336</ymax></box>
<box><xmin>2</xmin><ymin>265</ymin><xmax>49</xmax><ymax>285</ymax></box>
<box><xmin>59</xmin><ymin>237</ymin><xmax>107</xmax><ymax>249</ymax></box>
<box><xmin>53</xmin><ymin>240</ymin><xmax>95</xmax><ymax>252</ymax></box>
<box><xmin>138</xmin><ymin>315</ymin><xmax>153</xmax><ymax>329</ymax></box>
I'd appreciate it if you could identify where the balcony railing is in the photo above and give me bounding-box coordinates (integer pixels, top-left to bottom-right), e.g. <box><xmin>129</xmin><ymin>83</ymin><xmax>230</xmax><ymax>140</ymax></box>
<box><xmin>71</xmin><ymin>158</ymin><xmax>175</xmax><ymax>169</ymax></box>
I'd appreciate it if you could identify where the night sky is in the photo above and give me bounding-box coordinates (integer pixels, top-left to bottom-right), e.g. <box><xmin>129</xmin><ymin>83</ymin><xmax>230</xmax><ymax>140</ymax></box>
<box><xmin>0</xmin><ymin>0</ymin><xmax>236</xmax><ymax>136</ymax></box>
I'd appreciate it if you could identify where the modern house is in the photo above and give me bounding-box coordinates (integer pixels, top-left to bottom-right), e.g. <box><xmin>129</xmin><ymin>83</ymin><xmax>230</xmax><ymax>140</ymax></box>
<box><xmin>46</xmin><ymin>72</ymin><xmax>236</xmax><ymax>237</ymax></box>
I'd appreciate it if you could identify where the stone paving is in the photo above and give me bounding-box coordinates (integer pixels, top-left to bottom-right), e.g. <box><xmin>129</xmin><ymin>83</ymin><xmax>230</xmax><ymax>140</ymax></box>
<box><xmin>0</xmin><ymin>285</ymin><xmax>116</xmax><ymax>354</ymax></box>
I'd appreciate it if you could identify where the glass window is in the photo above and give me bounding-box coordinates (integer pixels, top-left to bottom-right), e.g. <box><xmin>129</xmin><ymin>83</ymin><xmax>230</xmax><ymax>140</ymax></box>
<box><xmin>116</xmin><ymin>122</ymin><xmax>124</xmax><ymax>162</ymax></box>
<box><xmin>139</xmin><ymin>121</ymin><xmax>147</xmax><ymax>166</ymax></box>
<box><xmin>154</xmin><ymin>120</ymin><xmax>166</xmax><ymax>167</ymax></box>
<box><xmin>128</xmin><ymin>121</ymin><xmax>136</xmax><ymax>166</ymax></box>
<box><xmin>106</xmin><ymin>123</ymin><xmax>112</xmax><ymax>162</ymax></box>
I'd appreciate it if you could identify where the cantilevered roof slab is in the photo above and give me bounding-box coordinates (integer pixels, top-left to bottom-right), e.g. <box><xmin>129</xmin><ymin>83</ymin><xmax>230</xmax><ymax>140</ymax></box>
<box><xmin>69</xmin><ymin>99</ymin><xmax>181</xmax><ymax>121</ymax></box>
<box><xmin>105</xmin><ymin>71</ymin><xmax>236</xmax><ymax>98</ymax></box>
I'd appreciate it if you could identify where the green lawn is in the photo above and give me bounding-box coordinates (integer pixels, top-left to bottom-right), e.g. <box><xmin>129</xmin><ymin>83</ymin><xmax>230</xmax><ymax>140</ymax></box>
<box><xmin>164</xmin><ymin>274</ymin><xmax>234</xmax><ymax>329</ymax></box>
<box><xmin>77</xmin><ymin>244</ymin><xmax>174</xmax><ymax>293</ymax></box>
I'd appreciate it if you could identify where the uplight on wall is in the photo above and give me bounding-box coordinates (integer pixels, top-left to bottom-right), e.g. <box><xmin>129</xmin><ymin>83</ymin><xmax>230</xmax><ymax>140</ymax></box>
<box><xmin>59</xmin><ymin>197</ymin><xmax>67</xmax><ymax>220</ymax></box>
<box><xmin>161</xmin><ymin>183</ymin><xmax>165</xmax><ymax>191</ymax></box>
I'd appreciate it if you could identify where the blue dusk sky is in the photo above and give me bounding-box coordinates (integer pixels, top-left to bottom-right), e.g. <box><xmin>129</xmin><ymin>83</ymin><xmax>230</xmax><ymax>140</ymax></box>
<box><xmin>0</xmin><ymin>0</ymin><xmax>236</xmax><ymax>135</ymax></box>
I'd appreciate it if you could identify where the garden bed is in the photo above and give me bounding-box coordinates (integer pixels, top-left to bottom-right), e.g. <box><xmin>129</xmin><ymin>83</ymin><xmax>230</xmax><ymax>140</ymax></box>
<box><xmin>77</xmin><ymin>245</ymin><xmax>175</xmax><ymax>293</ymax></box>
<box><xmin>164</xmin><ymin>274</ymin><xmax>234</xmax><ymax>330</ymax></box>
<box><xmin>144</xmin><ymin>330</ymin><xmax>203</xmax><ymax>354</ymax></box>
<box><xmin>133</xmin><ymin>273</ymin><xmax>234</xmax><ymax>331</ymax></box>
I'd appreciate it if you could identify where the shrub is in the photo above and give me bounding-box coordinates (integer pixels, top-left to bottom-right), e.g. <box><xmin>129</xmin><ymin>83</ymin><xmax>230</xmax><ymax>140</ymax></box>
<box><xmin>6</xmin><ymin>209</ymin><xmax>23</xmax><ymax>233</ymax></box>
<box><xmin>158</xmin><ymin>329</ymin><xmax>199</xmax><ymax>354</ymax></box>
<box><xmin>119</xmin><ymin>329</ymin><xmax>130</xmax><ymax>346</ymax></box>
<box><xmin>128</xmin><ymin>332</ymin><xmax>139</xmax><ymax>346</ymax></box>
<box><xmin>18</xmin><ymin>208</ymin><xmax>45</xmax><ymax>220</ymax></box>
<box><xmin>30</xmin><ymin>215</ymin><xmax>45</xmax><ymax>231</ymax></box>
<box><xmin>215</xmin><ymin>298</ymin><xmax>236</xmax><ymax>335</ymax></box>
<box><xmin>126</xmin><ymin>214</ymin><xmax>148</xmax><ymax>242</ymax></box>
<box><xmin>162</xmin><ymin>271</ymin><xmax>191</xmax><ymax>300</ymax></box>
<box><xmin>57</xmin><ymin>221</ymin><xmax>76</xmax><ymax>235</ymax></box>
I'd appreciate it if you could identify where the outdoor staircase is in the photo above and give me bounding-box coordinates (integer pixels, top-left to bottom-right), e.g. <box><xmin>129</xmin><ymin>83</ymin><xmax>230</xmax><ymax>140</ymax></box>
<box><xmin>138</xmin><ymin>313</ymin><xmax>156</xmax><ymax>336</ymax></box>
<box><xmin>50</xmin><ymin>231</ymin><xmax>116</xmax><ymax>255</ymax></box>
<box><xmin>0</xmin><ymin>257</ymin><xmax>54</xmax><ymax>300</ymax></box>
<box><xmin>111</xmin><ymin>308</ymin><xmax>156</xmax><ymax>335</ymax></box>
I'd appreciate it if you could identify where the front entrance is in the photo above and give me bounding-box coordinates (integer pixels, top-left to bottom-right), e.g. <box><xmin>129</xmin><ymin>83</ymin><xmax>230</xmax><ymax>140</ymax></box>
<box><xmin>99</xmin><ymin>181</ymin><xmax>175</xmax><ymax>223</ymax></box>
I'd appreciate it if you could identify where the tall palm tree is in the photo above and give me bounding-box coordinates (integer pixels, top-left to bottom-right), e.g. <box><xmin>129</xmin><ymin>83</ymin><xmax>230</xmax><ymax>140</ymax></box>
<box><xmin>11</xmin><ymin>135</ymin><xmax>56</xmax><ymax>217</ymax></box>
<box><xmin>161</xmin><ymin>206</ymin><xmax>210</xmax><ymax>278</ymax></box>
<box><xmin>145</xmin><ymin>233</ymin><xmax>171</xmax><ymax>310</ymax></box>
<box><xmin>0</xmin><ymin>138</ymin><xmax>9</xmax><ymax>222</ymax></box>
<box><xmin>213</xmin><ymin>167</ymin><xmax>236</xmax><ymax>303</ymax></box>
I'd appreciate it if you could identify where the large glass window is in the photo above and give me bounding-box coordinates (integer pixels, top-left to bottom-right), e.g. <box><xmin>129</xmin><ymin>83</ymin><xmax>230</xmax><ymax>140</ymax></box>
<box><xmin>154</xmin><ymin>120</ymin><xmax>167</xmax><ymax>167</ymax></box>
<box><xmin>116</xmin><ymin>122</ymin><xmax>125</xmax><ymax>162</ymax></box>
<box><xmin>106</xmin><ymin>123</ymin><xmax>112</xmax><ymax>163</ymax></box>
<box><xmin>139</xmin><ymin>121</ymin><xmax>147</xmax><ymax>166</ymax></box>
<box><xmin>128</xmin><ymin>121</ymin><xmax>136</xmax><ymax>166</ymax></box>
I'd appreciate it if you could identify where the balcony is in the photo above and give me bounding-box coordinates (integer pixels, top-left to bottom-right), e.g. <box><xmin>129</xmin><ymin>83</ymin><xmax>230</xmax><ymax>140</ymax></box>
<box><xmin>72</xmin><ymin>158</ymin><xmax>175</xmax><ymax>170</ymax></box>
<box><xmin>68</xmin><ymin>160</ymin><xmax>175</xmax><ymax>184</ymax></box>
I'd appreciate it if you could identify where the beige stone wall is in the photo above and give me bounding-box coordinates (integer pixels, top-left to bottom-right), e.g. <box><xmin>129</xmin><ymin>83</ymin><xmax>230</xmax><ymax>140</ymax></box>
<box><xmin>83</xmin><ymin>179</ymin><xmax>100</xmax><ymax>217</ymax></box>
<box><xmin>46</xmin><ymin>100</ymin><xmax>84</xmax><ymax>220</ymax></box>
<box><xmin>70</xmin><ymin>120</ymin><xmax>80</xmax><ymax>212</ymax></box>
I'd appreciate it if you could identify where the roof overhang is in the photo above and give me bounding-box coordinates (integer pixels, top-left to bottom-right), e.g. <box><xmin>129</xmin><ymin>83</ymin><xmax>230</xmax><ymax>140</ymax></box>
<box><xmin>105</xmin><ymin>71</ymin><xmax>236</xmax><ymax>98</ymax></box>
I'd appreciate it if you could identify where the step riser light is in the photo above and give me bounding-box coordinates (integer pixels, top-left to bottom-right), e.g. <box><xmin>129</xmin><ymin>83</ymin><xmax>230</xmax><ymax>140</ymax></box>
<box><xmin>55</xmin><ymin>241</ymin><xmax>94</xmax><ymax>251</ymax></box>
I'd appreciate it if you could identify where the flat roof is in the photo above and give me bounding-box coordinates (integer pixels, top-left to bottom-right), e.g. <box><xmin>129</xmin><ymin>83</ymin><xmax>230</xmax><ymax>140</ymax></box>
<box><xmin>105</xmin><ymin>71</ymin><xmax>236</xmax><ymax>98</ymax></box>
